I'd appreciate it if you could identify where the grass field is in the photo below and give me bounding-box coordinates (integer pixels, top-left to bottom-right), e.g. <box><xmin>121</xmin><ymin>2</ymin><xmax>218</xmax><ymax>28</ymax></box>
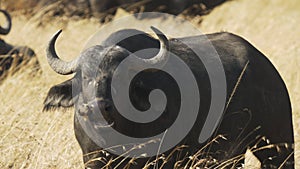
<box><xmin>0</xmin><ymin>0</ymin><xmax>299</xmax><ymax>168</ymax></box>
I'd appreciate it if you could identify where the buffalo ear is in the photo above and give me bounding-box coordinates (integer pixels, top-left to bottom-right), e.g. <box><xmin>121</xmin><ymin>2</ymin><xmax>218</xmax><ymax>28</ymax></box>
<box><xmin>43</xmin><ymin>79</ymin><xmax>79</xmax><ymax>111</ymax></box>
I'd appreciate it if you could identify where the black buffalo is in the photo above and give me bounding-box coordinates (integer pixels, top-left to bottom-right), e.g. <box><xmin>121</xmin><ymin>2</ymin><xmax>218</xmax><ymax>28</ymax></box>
<box><xmin>0</xmin><ymin>9</ymin><xmax>37</xmax><ymax>80</ymax></box>
<box><xmin>44</xmin><ymin>27</ymin><xmax>294</xmax><ymax>168</ymax></box>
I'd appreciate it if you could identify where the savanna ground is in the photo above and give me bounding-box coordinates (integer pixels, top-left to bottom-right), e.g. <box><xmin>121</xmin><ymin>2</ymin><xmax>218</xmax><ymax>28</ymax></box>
<box><xmin>0</xmin><ymin>0</ymin><xmax>299</xmax><ymax>168</ymax></box>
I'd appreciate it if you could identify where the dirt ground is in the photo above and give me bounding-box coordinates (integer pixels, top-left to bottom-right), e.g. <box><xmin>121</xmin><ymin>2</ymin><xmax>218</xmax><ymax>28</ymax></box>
<box><xmin>0</xmin><ymin>0</ymin><xmax>299</xmax><ymax>168</ymax></box>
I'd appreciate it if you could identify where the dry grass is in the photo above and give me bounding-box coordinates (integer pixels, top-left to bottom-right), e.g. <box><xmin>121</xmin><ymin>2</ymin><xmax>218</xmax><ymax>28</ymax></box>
<box><xmin>0</xmin><ymin>16</ymin><xmax>99</xmax><ymax>169</ymax></box>
<box><xmin>0</xmin><ymin>0</ymin><xmax>299</xmax><ymax>168</ymax></box>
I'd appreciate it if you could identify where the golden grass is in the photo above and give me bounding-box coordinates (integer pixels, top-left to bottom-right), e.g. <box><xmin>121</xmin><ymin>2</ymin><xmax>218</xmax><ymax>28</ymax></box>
<box><xmin>0</xmin><ymin>0</ymin><xmax>299</xmax><ymax>168</ymax></box>
<box><xmin>0</xmin><ymin>16</ymin><xmax>100</xmax><ymax>169</ymax></box>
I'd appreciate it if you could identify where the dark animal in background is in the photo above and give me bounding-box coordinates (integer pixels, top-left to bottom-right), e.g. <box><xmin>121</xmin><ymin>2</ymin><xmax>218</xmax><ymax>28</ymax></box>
<box><xmin>87</xmin><ymin>0</ymin><xmax>138</xmax><ymax>17</ymax></box>
<box><xmin>44</xmin><ymin>27</ymin><xmax>294</xmax><ymax>168</ymax></box>
<box><xmin>0</xmin><ymin>9</ymin><xmax>38</xmax><ymax>80</ymax></box>
<box><xmin>87</xmin><ymin>0</ymin><xmax>228</xmax><ymax>16</ymax></box>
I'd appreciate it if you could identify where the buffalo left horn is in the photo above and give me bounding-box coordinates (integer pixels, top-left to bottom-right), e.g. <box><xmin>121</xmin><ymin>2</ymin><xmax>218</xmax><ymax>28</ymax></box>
<box><xmin>46</xmin><ymin>30</ymin><xmax>79</xmax><ymax>75</ymax></box>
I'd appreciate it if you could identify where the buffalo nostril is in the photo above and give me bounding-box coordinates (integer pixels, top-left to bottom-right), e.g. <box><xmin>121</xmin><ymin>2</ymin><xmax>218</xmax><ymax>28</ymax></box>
<box><xmin>87</xmin><ymin>104</ymin><xmax>94</xmax><ymax>109</ymax></box>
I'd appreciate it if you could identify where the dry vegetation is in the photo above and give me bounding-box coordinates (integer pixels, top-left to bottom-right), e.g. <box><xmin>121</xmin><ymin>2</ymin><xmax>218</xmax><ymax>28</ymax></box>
<box><xmin>0</xmin><ymin>0</ymin><xmax>299</xmax><ymax>168</ymax></box>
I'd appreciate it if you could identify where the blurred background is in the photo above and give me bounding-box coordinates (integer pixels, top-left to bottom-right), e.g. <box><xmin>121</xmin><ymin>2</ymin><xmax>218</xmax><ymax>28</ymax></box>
<box><xmin>1</xmin><ymin>0</ymin><xmax>226</xmax><ymax>20</ymax></box>
<box><xmin>0</xmin><ymin>0</ymin><xmax>299</xmax><ymax>168</ymax></box>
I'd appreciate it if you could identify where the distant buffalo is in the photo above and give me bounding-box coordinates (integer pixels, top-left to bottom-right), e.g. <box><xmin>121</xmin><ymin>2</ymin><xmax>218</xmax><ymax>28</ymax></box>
<box><xmin>88</xmin><ymin>0</ymin><xmax>228</xmax><ymax>16</ymax></box>
<box><xmin>0</xmin><ymin>9</ymin><xmax>38</xmax><ymax>80</ymax></box>
<box><xmin>87</xmin><ymin>0</ymin><xmax>138</xmax><ymax>17</ymax></box>
<box><xmin>44</xmin><ymin>27</ymin><xmax>294</xmax><ymax>168</ymax></box>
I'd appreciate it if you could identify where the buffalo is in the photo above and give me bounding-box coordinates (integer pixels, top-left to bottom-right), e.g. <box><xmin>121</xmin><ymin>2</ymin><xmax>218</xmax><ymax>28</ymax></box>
<box><xmin>0</xmin><ymin>9</ymin><xmax>37</xmax><ymax>80</ymax></box>
<box><xmin>44</xmin><ymin>27</ymin><xmax>294</xmax><ymax>168</ymax></box>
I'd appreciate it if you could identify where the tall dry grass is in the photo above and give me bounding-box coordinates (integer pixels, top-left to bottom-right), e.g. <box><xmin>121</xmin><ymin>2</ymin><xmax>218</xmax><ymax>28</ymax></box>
<box><xmin>0</xmin><ymin>0</ymin><xmax>299</xmax><ymax>168</ymax></box>
<box><xmin>0</xmin><ymin>16</ymin><xmax>100</xmax><ymax>168</ymax></box>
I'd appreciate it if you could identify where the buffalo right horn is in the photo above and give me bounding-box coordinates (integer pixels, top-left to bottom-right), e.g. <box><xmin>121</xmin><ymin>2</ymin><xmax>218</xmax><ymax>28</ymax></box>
<box><xmin>130</xmin><ymin>26</ymin><xmax>169</xmax><ymax>69</ymax></box>
<box><xmin>0</xmin><ymin>9</ymin><xmax>12</xmax><ymax>35</ymax></box>
<box><xmin>46</xmin><ymin>30</ymin><xmax>78</xmax><ymax>75</ymax></box>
